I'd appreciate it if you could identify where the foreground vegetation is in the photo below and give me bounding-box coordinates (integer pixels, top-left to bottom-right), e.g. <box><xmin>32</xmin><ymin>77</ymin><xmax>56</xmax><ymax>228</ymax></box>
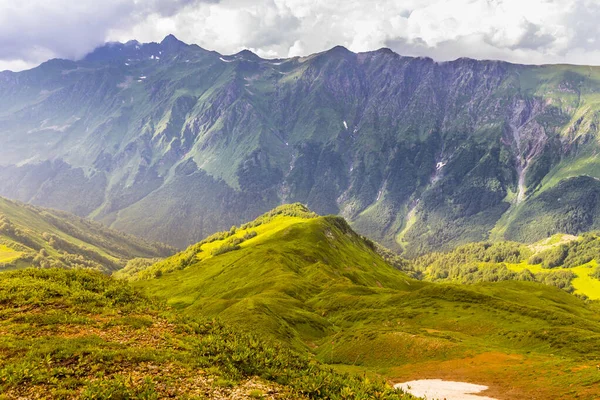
<box><xmin>0</xmin><ymin>268</ymin><xmax>413</xmax><ymax>399</ymax></box>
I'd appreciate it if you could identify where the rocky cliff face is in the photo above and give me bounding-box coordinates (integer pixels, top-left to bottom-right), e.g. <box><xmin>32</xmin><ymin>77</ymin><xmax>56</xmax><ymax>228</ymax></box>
<box><xmin>1</xmin><ymin>36</ymin><xmax>599</xmax><ymax>253</ymax></box>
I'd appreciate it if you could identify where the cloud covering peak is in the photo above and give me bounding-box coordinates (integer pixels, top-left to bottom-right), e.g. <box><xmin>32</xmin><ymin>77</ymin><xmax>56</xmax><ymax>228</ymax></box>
<box><xmin>1</xmin><ymin>0</ymin><xmax>599</xmax><ymax>71</ymax></box>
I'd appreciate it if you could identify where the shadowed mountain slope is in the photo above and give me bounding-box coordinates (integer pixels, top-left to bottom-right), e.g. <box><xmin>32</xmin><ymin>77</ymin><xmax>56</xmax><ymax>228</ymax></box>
<box><xmin>4</xmin><ymin>37</ymin><xmax>600</xmax><ymax>253</ymax></box>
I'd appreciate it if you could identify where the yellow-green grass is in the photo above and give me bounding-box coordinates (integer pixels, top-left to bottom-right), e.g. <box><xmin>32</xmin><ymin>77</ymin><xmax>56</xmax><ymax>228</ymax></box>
<box><xmin>571</xmin><ymin>262</ymin><xmax>600</xmax><ymax>300</ymax></box>
<box><xmin>0</xmin><ymin>244</ymin><xmax>21</xmax><ymax>263</ymax></box>
<box><xmin>506</xmin><ymin>260</ymin><xmax>600</xmax><ymax>299</ymax></box>
<box><xmin>196</xmin><ymin>215</ymin><xmax>311</xmax><ymax>262</ymax></box>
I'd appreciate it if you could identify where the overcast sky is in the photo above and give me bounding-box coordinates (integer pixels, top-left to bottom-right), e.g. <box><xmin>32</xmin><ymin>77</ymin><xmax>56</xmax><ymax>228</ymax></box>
<box><xmin>1</xmin><ymin>0</ymin><xmax>599</xmax><ymax>71</ymax></box>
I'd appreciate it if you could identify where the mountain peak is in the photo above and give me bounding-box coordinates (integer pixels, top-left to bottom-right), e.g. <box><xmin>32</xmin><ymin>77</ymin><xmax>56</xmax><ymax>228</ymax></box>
<box><xmin>233</xmin><ymin>49</ymin><xmax>262</xmax><ymax>61</ymax></box>
<box><xmin>160</xmin><ymin>34</ymin><xmax>188</xmax><ymax>50</ymax></box>
<box><xmin>327</xmin><ymin>45</ymin><xmax>352</xmax><ymax>55</ymax></box>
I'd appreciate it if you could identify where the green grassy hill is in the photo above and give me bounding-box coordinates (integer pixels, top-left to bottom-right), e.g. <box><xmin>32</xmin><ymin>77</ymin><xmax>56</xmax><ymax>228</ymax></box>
<box><xmin>126</xmin><ymin>204</ymin><xmax>600</xmax><ymax>399</ymax></box>
<box><xmin>0</xmin><ymin>197</ymin><xmax>174</xmax><ymax>273</ymax></box>
<box><xmin>0</xmin><ymin>268</ymin><xmax>411</xmax><ymax>399</ymax></box>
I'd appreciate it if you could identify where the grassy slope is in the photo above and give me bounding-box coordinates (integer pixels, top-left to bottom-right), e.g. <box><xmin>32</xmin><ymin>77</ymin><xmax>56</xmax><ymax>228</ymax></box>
<box><xmin>129</xmin><ymin>205</ymin><xmax>600</xmax><ymax>399</ymax></box>
<box><xmin>0</xmin><ymin>268</ymin><xmax>412</xmax><ymax>399</ymax></box>
<box><xmin>0</xmin><ymin>197</ymin><xmax>174</xmax><ymax>273</ymax></box>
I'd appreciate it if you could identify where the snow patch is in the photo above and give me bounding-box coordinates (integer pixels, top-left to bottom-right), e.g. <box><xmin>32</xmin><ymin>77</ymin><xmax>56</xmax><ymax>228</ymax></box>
<box><xmin>343</xmin><ymin>120</ymin><xmax>348</xmax><ymax>130</ymax></box>
<box><xmin>395</xmin><ymin>380</ymin><xmax>496</xmax><ymax>400</ymax></box>
<box><xmin>436</xmin><ymin>161</ymin><xmax>446</xmax><ymax>170</ymax></box>
<box><xmin>220</xmin><ymin>57</ymin><xmax>235</xmax><ymax>63</ymax></box>
<box><xmin>16</xmin><ymin>156</ymin><xmax>38</xmax><ymax>167</ymax></box>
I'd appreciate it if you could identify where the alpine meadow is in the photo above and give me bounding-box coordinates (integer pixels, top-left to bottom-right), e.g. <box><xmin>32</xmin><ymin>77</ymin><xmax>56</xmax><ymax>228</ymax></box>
<box><xmin>2</xmin><ymin>2</ymin><xmax>600</xmax><ymax>399</ymax></box>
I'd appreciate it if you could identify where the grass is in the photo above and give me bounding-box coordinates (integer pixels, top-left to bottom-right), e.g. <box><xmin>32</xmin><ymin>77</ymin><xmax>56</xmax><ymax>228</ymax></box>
<box><xmin>506</xmin><ymin>260</ymin><xmax>600</xmax><ymax>300</ymax></box>
<box><xmin>126</xmin><ymin>205</ymin><xmax>600</xmax><ymax>399</ymax></box>
<box><xmin>0</xmin><ymin>245</ymin><xmax>21</xmax><ymax>263</ymax></box>
<box><xmin>0</xmin><ymin>268</ymin><xmax>413</xmax><ymax>399</ymax></box>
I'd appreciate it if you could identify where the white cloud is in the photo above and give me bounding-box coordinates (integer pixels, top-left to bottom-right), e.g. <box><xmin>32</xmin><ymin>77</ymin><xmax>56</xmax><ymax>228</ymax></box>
<box><xmin>2</xmin><ymin>0</ymin><xmax>600</xmax><ymax>70</ymax></box>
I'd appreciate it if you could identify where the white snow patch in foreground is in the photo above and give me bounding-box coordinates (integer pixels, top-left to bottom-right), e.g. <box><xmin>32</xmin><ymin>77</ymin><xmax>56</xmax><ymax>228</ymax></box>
<box><xmin>395</xmin><ymin>380</ymin><xmax>497</xmax><ymax>400</ymax></box>
<box><xmin>343</xmin><ymin>120</ymin><xmax>348</xmax><ymax>130</ymax></box>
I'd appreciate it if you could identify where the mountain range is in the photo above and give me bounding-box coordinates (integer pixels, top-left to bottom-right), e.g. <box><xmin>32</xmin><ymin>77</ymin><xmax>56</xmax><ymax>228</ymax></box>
<box><xmin>3</xmin><ymin>35</ymin><xmax>600</xmax><ymax>254</ymax></box>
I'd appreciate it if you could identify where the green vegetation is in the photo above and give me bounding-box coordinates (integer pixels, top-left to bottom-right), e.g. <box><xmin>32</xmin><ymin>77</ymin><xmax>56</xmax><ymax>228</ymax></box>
<box><xmin>504</xmin><ymin>176</ymin><xmax>600</xmax><ymax>243</ymax></box>
<box><xmin>118</xmin><ymin>204</ymin><xmax>318</xmax><ymax>281</ymax></box>
<box><xmin>412</xmin><ymin>232</ymin><xmax>600</xmax><ymax>299</ymax></box>
<box><xmin>123</xmin><ymin>206</ymin><xmax>600</xmax><ymax>399</ymax></box>
<box><xmin>0</xmin><ymin>268</ymin><xmax>412</xmax><ymax>399</ymax></box>
<box><xmin>0</xmin><ymin>197</ymin><xmax>174</xmax><ymax>273</ymax></box>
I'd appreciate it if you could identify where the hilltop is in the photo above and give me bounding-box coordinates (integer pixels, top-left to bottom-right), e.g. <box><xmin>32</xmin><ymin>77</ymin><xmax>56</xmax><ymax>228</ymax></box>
<box><xmin>126</xmin><ymin>204</ymin><xmax>600</xmax><ymax>399</ymax></box>
<box><xmin>0</xmin><ymin>197</ymin><xmax>174</xmax><ymax>273</ymax></box>
<box><xmin>5</xmin><ymin>37</ymin><xmax>600</xmax><ymax>253</ymax></box>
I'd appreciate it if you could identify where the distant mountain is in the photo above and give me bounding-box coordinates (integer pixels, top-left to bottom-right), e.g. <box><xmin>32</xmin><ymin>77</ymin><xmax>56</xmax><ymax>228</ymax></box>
<box><xmin>0</xmin><ymin>196</ymin><xmax>173</xmax><ymax>272</ymax></box>
<box><xmin>3</xmin><ymin>35</ymin><xmax>600</xmax><ymax>253</ymax></box>
<box><xmin>123</xmin><ymin>204</ymin><xmax>600</xmax><ymax>399</ymax></box>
